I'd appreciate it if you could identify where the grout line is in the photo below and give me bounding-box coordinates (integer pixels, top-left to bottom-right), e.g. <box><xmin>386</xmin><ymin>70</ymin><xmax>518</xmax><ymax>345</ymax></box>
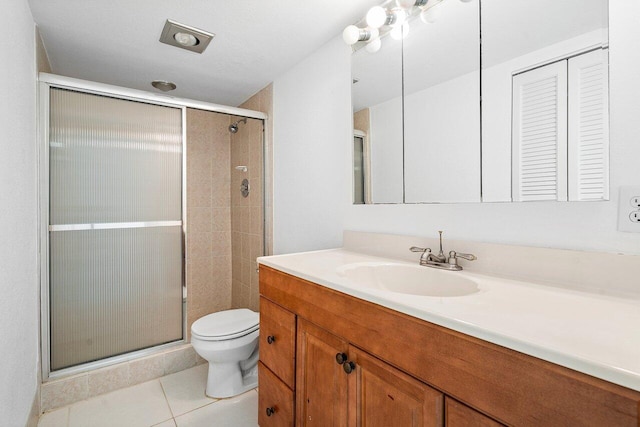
<box><xmin>173</xmin><ymin>400</ymin><xmax>218</xmax><ymax>422</ymax></box>
<box><xmin>158</xmin><ymin>378</ymin><xmax>176</xmax><ymax>421</ymax></box>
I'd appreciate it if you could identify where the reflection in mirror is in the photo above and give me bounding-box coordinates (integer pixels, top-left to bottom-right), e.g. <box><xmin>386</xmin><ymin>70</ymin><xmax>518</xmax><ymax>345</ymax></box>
<box><xmin>481</xmin><ymin>0</ymin><xmax>609</xmax><ymax>202</ymax></box>
<box><xmin>403</xmin><ymin>0</ymin><xmax>480</xmax><ymax>203</ymax></box>
<box><xmin>352</xmin><ymin>32</ymin><xmax>403</xmax><ymax>204</ymax></box>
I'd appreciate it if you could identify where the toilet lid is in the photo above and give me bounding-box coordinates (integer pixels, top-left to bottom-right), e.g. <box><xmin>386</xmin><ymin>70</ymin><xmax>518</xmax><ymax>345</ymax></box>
<box><xmin>191</xmin><ymin>309</ymin><xmax>259</xmax><ymax>341</ymax></box>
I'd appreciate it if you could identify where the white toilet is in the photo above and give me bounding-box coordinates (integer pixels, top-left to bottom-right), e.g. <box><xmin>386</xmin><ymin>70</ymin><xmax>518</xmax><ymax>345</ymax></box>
<box><xmin>190</xmin><ymin>309</ymin><xmax>259</xmax><ymax>398</ymax></box>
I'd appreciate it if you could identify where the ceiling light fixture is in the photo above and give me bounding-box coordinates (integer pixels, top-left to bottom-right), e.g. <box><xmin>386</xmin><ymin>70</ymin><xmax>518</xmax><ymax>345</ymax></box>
<box><xmin>159</xmin><ymin>20</ymin><xmax>214</xmax><ymax>54</ymax></box>
<box><xmin>173</xmin><ymin>32</ymin><xmax>199</xmax><ymax>47</ymax></box>
<box><xmin>151</xmin><ymin>80</ymin><xmax>177</xmax><ymax>92</ymax></box>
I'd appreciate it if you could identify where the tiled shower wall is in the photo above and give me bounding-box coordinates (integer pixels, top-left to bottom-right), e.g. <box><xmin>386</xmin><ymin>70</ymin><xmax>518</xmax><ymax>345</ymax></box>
<box><xmin>186</xmin><ymin>108</ymin><xmax>233</xmax><ymax>333</ymax></box>
<box><xmin>231</xmin><ymin>84</ymin><xmax>273</xmax><ymax>311</ymax></box>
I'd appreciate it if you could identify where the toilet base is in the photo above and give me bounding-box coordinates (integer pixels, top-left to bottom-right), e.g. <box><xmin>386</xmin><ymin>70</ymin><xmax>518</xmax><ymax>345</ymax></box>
<box><xmin>205</xmin><ymin>348</ymin><xmax>259</xmax><ymax>398</ymax></box>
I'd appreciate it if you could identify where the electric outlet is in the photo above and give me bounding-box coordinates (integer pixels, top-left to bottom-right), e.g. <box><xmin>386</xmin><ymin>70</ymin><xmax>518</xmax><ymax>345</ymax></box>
<box><xmin>618</xmin><ymin>186</ymin><xmax>640</xmax><ymax>232</ymax></box>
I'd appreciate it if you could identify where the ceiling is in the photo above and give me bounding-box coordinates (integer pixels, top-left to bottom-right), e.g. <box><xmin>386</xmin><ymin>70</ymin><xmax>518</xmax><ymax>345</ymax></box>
<box><xmin>28</xmin><ymin>0</ymin><xmax>381</xmax><ymax>107</ymax></box>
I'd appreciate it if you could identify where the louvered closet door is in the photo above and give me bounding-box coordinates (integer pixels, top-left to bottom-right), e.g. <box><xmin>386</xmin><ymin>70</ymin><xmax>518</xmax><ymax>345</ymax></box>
<box><xmin>512</xmin><ymin>61</ymin><xmax>568</xmax><ymax>202</ymax></box>
<box><xmin>568</xmin><ymin>49</ymin><xmax>609</xmax><ymax>201</ymax></box>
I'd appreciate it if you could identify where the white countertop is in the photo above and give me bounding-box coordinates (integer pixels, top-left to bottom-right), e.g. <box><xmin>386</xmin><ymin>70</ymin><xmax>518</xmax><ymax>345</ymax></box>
<box><xmin>258</xmin><ymin>248</ymin><xmax>640</xmax><ymax>392</ymax></box>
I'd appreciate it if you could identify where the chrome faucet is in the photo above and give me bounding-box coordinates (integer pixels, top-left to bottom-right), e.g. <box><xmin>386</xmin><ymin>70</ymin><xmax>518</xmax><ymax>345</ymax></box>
<box><xmin>410</xmin><ymin>231</ymin><xmax>476</xmax><ymax>271</ymax></box>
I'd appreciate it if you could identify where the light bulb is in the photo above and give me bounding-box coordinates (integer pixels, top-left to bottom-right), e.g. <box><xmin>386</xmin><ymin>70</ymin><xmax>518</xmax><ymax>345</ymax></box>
<box><xmin>391</xmin><ymin>24</ymin><xmax>410</xmax><ymax>40</ymax></box>
<box><xmin>366</xmin><ymin>38</ymin><xmax>382</xmax><ymax>53</ymax></box>
<box><xmin>366</xmin><ymin>6</ymin><xmax>387</xmax><ymax>28</ymax></box>
<box><xmin>342</xmin><ymin>25</ymin><xmax>361</xmax><ymax>45</ymax></box>
<box><xmin>173</xmin><ymin>32</ymin><xmax>198</xmax><ymax>47</ymax></box>
<box><xmin>420</xmin><ymin>6</ymin><xmax>440</xmax><ymax>23</ymax></box>
<box><xmin>395</xmin><ymin>0</ymin><xmax>416</xmax><ymax>8</ymax></box>
<box><xmin>392</xmin><ymin>9</ymin><xmax>407</xmax><ymax>26</ymax></box>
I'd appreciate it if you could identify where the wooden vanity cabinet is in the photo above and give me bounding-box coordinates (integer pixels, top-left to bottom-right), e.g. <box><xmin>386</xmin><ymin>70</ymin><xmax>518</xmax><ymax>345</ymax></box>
<box><xmin>295</xmin><ymin>318</ymin><xmax>444</xmax><ymax>426</ymax></box>
<box><xmin>259</xmin><ymin>265</ymin><xmax>640</xmax><ymax>426</ymax></box>
<box><xmin>259</xmin><ymin>297</ymin><xmax>296</xmax><ymax>426</ymax></box>
<box><xmin>445</xmin><ymin>398</ymin><xmax>502</xmax><ymax>427</ymax></box>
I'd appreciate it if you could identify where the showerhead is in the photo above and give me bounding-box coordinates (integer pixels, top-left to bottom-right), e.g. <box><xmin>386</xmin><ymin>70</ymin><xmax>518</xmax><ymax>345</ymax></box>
<box><xmin>229</xmin><ymin>117</ymin><xmax>247</xmax><ymax>133</ymax></box>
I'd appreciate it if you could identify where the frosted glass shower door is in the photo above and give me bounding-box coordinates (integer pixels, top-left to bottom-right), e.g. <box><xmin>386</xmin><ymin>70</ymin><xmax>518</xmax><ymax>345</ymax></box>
<box><xmin>48</xmin><ymin>88</ymin><xmax>184</xmax><ymax>371</ymax></box>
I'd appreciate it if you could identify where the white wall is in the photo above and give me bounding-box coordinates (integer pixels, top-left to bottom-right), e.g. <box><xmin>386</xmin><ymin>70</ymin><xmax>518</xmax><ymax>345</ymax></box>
<box><xmin>272</xmin><ymin>1</ymin><xmax>640</xmax><ymax>256</ymax></box>
<box><xmin>0</xmin><ymin>1</ymin><xmax>39</xmax><ymax>425</ymax></box>
<box><xmin>404</xmin><ymin>70</ymin><xmax>480</xmax><ymax>203</ymax></box>
<box><xmin>272</xmin><ymin>37</ymin><xmax>352</xmax><ymax>254</ymax></box>
<box><xmin>370</xmin><ymin>97</ymin><xmax>403</xmax><ymax>204</ymax></box>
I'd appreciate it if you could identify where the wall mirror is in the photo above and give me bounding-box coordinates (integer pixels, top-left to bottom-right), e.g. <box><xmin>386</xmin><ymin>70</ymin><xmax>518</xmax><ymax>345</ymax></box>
<box><xmin>352</xmin><ymin>31</ymin><xmax>403</xmax><ymax>204</ymax></box>
<box><xmin>482</xmin><ymin>0</ymin><xmax>609</xmax><ymax>203</ymax></box>
<box><xmin>350</xmin><ymin>0</ymin><xmax>609</xmax><ymax>204</ymax></box>
<box><xmin>351</xmin><ymin>0</ymin><xmax>480</xmax><ymax>204</ymax></box>
<box><xmin>403</xmin><ymin>0</ymin><xmax>480</xmax><ymax>203</ymax></box>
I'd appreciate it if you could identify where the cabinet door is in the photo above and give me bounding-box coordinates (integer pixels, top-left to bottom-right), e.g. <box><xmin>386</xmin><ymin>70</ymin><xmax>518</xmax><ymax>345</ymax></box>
<box><xmin>348</xmin><ymin>345</ymin><xmax>444</xmax><ymax>427</ymax></box>
<box><xmin>445</xmin><ymin>397</ymin><xmax>502</xmax><ymax>427</ymax></box>
<box><xmin>296</xmin><ymin>319</ymin><xmax>349</xmax><ymax>426</ymax></box>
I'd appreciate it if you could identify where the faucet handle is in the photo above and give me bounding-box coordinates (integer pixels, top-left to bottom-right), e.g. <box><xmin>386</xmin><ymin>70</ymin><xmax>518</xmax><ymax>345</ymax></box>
<box><xmin>410</xmin><ymin>246</ymin><xmax>431</xmax><ymax>253</ymax></box>
<box><xmin>448</xmin><ymin>250</ymin><xmax>477</xmax><ymax>261</ymax></box>
<box><xmin>410</xmin><ymin>247</ymin><xmax>432</xmax><ymax>264</ymax></box>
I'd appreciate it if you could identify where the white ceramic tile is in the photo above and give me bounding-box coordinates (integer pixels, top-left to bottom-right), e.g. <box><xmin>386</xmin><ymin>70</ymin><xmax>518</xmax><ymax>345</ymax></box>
<box><xmin>160</xmin><ymin>364</ymin><xmax>216</xmax><ymax>417</ymax></box>
<box><xmin>152</xmin><ymin>420</ymin><xmax>177</xmax><ymax>427</ymax></box>
<box><xmin>38</xmin><ymin>407</ymin><xmax>69</xmax><ymax>427</ymax></box>
<box><xmin>174</xmin><ymin>390</ymin><xmax>257</xmax><ymax>427</ymax></box>
<box><xmin>68</xmin><ymin>380</ymin><xmax>172</xmax><ymax>427</ymax></box>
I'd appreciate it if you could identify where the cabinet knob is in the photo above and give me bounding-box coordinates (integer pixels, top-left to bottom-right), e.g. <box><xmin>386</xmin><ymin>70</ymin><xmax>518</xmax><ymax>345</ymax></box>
<box><xmin>266</xmin><ymin>407</ymin><xmax>276</xmax><ymax>416</ymax></box>
<box><xmin>335</xmin><ymin>352</ymin><xmax>347</xmax><ymax>365</ymax></box>
<box><xmin>266</xmin><ymin>335</ymin><xmax>276</xmax><ymax>344</ymax></box>
<box><xmin>343</xmin><ymin>361</ymin><xmax>356</xmax><ymax>374</ymax></box>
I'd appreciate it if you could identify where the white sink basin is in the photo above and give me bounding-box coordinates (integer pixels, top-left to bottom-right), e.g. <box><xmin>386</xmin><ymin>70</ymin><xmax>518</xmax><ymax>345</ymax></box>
<box><xmin>337</xmin><ymin>262</ymin><xmax>480</xmax><ymax>297</ymax></box>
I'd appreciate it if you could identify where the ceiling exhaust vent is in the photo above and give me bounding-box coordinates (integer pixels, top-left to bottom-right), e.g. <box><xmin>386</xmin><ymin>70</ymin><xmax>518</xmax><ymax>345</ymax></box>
<box><xmin>159</xmin><ymin>19</ymin><xmax>215</xmax><ymax>54</ymax></box>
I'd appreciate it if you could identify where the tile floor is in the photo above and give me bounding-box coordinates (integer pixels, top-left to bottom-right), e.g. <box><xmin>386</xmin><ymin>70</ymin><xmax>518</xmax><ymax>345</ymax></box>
<box><xmin>37</xmin><ymin>364</ymin><xmax>258</xmax><ymax>427</ymax></box>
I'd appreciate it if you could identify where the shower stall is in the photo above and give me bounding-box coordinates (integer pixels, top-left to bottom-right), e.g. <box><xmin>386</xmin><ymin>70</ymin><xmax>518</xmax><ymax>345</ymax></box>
<box><xmin>39</xmin><ymin>75</ymin><xmax>267</xmax><ymax>379</ymax></box>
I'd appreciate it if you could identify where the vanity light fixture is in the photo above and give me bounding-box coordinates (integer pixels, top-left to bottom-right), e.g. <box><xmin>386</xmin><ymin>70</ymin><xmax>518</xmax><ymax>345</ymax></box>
<box><xmin>396</xmin><ymin>0</ymin><xmax>429</xmax><ymax>8</ymax></box>
<box><xmin>366</xmin><ymin>6</ymin><xmax>407</xmax><ymax>28</ymax></box>
<box><xmin>344</xmin><ymin>0</ymin><xmax>472</xmax><ymax>53</ymax></box>
<box><xmin>366</xmin><ymin>6</ymin><xmax>389</xmax><ymax>28</ymax></box>
<box><xmin>159</xmin><ymin>19</ymin><xmax>215</xmax><ymax>54</ymax></box>
<box><xmin>342</xmin><ymin>26</ymin><xmax>379</xmax><ymax>45</ymax></box>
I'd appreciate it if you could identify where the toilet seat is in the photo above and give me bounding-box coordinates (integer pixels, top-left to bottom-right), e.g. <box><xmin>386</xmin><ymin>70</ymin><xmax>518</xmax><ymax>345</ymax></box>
<box><xmin>191</xmin><ymin>309</ymin><xmax>259</xmax><ymax>341</ymax></box>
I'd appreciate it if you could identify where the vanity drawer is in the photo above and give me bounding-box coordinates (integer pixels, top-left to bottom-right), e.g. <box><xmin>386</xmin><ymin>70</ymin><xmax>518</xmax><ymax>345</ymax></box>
<box><xmin>258</xmin><ymin>362</ymin><xmax>294</xmax><ymax>427</ymax></box>
<box><xmin>260</xmin><ymin>296</ymin><xmax>296</xmax><ymax>388</ymax></box>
